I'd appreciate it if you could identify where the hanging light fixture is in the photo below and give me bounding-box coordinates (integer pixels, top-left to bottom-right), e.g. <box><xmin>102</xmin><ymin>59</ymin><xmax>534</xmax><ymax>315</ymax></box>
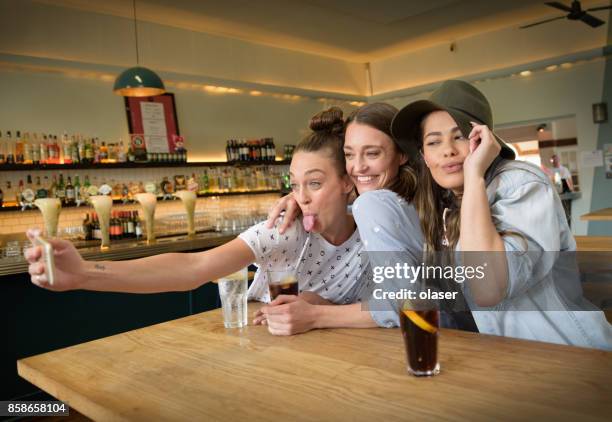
<box><xmin>113</xmin><ymin>0</ymin><xmax>165</xmax><ymax>97</ymax></box>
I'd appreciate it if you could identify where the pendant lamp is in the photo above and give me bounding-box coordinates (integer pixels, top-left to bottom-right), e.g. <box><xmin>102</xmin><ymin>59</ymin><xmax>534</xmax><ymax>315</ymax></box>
<box><xmin>113</xmin><ymin>0</ymin><xmax>165</xmax><ymax>97</ymax></box>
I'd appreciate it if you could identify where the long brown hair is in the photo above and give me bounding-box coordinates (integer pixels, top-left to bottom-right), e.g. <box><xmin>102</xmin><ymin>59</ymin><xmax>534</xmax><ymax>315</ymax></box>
<box><xmin>346</xmin><ymin>103</ymin><xmax>417</xmax><ymax>201</ymax></box>
<box><xmin>413</xmin><ymin>120</ymin><xmax>524</xmax><ymax>252</ymax></box>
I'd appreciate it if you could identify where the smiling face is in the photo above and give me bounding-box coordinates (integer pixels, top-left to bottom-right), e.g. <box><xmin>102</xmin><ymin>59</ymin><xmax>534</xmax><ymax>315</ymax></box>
<box><xmin>289</xmin><ymin>150</ymin><xmax>353</xmax><ymax>234</ymax></box>
<box><xmin>343</xmin><ymin>122</ymin><xmax>406</xmax><ymax>194</ymax></box>
<box><xmin>421</xmin><ymin>111</ymin><xmax>470</xmax><ymax>194</ymax></box>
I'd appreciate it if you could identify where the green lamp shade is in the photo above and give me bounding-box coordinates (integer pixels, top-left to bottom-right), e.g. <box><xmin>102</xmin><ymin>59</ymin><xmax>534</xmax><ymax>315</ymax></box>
<box><xmin>113</xmin><ymin>66</ymin><xmax>166</xmax><ymax>97</ymax></box>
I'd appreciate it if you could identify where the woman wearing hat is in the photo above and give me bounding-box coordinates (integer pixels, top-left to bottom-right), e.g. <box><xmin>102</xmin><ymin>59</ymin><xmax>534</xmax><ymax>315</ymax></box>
<box><xmin>387</xmin><ymin>79</ymin><xmax>611</xmax><ymax>349</ymax></box>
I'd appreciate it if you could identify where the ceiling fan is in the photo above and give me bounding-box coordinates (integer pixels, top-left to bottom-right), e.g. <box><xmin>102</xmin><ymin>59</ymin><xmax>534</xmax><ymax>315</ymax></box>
<box><xmin>520</xmin><ymin>1</ymin><xmax>612</xmax><ymax>29</ymax></box>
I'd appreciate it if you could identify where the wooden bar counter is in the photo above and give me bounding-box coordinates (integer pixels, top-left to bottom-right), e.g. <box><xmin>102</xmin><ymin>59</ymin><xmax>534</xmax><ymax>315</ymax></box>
<box><xmin>18</xmin><ymin>304</ymin><xmax>612</xmax><ymax>421</ymax></box>
<box><xmin>581</xmin><ymin>207</ymin><xmax>612</xmax><ymax>221</ymax></box>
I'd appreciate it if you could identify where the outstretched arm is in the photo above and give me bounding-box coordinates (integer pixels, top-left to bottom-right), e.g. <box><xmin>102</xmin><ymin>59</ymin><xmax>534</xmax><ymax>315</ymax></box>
<box><xmin>25</xmin><ymin>228</ymin><xmax>255</xmax><ymax>293</ymax></box>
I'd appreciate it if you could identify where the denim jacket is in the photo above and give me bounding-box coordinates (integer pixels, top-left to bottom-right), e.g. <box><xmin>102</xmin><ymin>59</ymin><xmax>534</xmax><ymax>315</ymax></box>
<box><xmin>353</xmin><ymin>160</ymin><xmax>612</xmax><ymax>350</ymax></box>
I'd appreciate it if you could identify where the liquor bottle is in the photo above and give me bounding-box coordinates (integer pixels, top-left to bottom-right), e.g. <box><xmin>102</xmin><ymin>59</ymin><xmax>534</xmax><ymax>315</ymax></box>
<box><xmin>35</xmin><ymin>176</ymin><xmax>47</xmax><ymax>199</ymax></box>
<box><xmin>0</xmin><ymin>130</ymin><xmax>5</xmax><ymax>164</ymax></box>
<box><xmin>23</xmin><ymin>132</ymin><xmax>33</xmax><ymax>164</ymax></box>
<box><xmin>109</xmin><ymin>212</ymin><xmax>116</xmax><ymax>240</ymax></box>
<box><xmin>65</xmin><ymin>176</ymin><xmax>75</xmax><ymax>205</ymax></box>
<box><xmin>48</xmin><ymin>175</ymin><xmax>56</xmax><ymax>198</ymax></box>
<box><xmin>4</xmin><ymin>181</ymin><xmax>12</xmax><ymax>207</ymax></box>
<box><xmin>62</xmin><ymin>132</ymin><xmax>72</xmax><ymax>164</ymax></box>
<box><xmin>31</xmin><ymin>133</ymin><xmax>41</xmax><ymax>165</ymax></box>
<box><xmin>126</xmin><ymin>211</ymin><xmax>135</xmax><ymax>238</ymax></box>
<box><xmin>16</xmin><ymin>179</ymin><xmax>24</xmax><ymax>204</ymax></box>
<box><xmin>40</xmin><ymin>134</ymin><xmax>48</xmax><ymax>164</ymax></box>
<box><xmin>73</xmin><ymin>175</ymin><xmax>81</xmax><ymax>203</ymax></box>
<box><xmin>77</xmin><ymin>134</ymin><xmax>85</xmax><ymax>164</ymax></box>
<box><xmin>52</xmin><ymin>135</ymin><xmax>61</xmax><ymax>164</ymax></box>
<box><xmin>56</xmin><ymin>173</ymin><xmax>66</xmax><ymax>202</ymax></box>
<box><xmin>134</xmin><ymin>211</ymin><xmax>143</xmax><ymax>239</ymax></box>
<box><xmin>117</xmin><ymin>212</ymin><xmax>124</xmax><ymax>239</ymax></box>
<box><xmin>226</xmin><ymin>140</ymin><xmax>232</xmax><ymax>162</ymax></box>
<box><xmin>118</xmin><ymin>139</ymin><xmax>127</xmax><ymax>163</ymax></box>
<box><xmin>5</xmin><ymin>131</ymin><xmax>14</xmax><ymax>164</ymax></box>
<box><xmin>84</xmin><ymin>137</ymin><xmax>94</xmax><ymax>163</ymax></box>
<box><xmin>92</xmin><ymin>138</ymin><xmax>100</xmax><ymax>163</ymax></box>
<box><xmin>0</xmin><ymin>183</ymin><xmax>3</xmax><ymax>207</ymax></box>
<box><xmin>71</xmin><ymin>134</ymin><xmax>80</xmax><ymax>164</ymax></box>
<box><xmin>15</xmin><ymin>130</ymin><xmax>24</xmax><ymax>164</ymax></box>
<box><xmin>82</xmin><ymin>174</ymin><xmax>91</xmax><ymax>198</ymax></box>
<box><xmin>93</xmin><ymin>213</ymin><xmax>101</xmax><ymax>241</ymax></box>
<box><xmin>83</xmin><ymin>213</ymin><xmax>93</xmax><ymax>241</ymax></box>
<box><xmin>99</xmin><ymin>142</ymin><xmax>108</xmax><ymax>162</ymax></box>
<box><xmin>201</xmin><ymin>169</ymin><xmax>210</xmax><ymax>193</ymax></box>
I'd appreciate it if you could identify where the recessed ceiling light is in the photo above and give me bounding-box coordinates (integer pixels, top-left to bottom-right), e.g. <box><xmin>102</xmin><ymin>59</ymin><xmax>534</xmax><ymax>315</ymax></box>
<box><xmin>520</xmin><ymin>70</ymin><xmax>532</xmax><ymax>77</ymax></box>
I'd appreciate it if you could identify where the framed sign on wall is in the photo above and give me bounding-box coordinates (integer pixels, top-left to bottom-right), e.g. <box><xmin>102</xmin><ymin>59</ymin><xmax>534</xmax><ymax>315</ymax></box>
<box><xmin>124</xmin><ymin>93</ymin><xmax>181</xmax><ymax>153</ymax></box>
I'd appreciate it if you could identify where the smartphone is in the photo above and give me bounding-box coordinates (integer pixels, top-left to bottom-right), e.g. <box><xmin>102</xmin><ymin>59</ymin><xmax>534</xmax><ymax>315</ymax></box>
<box><xmin>34</xmin><ymin>235</ymin><xmax>56</xmax><ymax>286</ymax></box>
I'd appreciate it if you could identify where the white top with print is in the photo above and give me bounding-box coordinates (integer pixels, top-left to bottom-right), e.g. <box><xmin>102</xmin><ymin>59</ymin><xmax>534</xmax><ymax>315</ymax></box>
<box><xmin>238</xmin><ymin>218</ymin><xmax>368</xmax><ymax>304</ymax></box>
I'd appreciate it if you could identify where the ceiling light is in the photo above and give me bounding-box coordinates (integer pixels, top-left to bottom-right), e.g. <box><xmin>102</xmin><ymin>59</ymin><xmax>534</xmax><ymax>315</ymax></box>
<box><xmin>113</xmin><ymin>0</ymin><xmax>165</xmax><ymax>97</ymax></box>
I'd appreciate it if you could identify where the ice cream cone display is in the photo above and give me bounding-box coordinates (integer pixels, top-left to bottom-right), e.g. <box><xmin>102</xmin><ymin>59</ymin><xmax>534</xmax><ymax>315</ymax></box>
<box><xmin>33</xmin><ymin>198</ymin><xmax>61</xmax><ymax>238</ymax></box>
<box><xmin>89</xmin><ymin>195</ymin><xmax>113</xmax><ymax>250</ymax></box>
<box><xmin>173</xmin><ymin>190</ymin><xmax>197</xmax><ymax>237</ymax></box>
<box><xmin>134</xmin><ymin>193</ymin><xmax>157</xmax><ymax>244</ymax></box>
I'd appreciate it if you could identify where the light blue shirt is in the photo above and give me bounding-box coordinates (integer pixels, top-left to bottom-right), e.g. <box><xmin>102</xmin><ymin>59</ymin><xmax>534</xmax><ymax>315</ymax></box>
<box><xmin>352</xmin><ymin>161</ymin><xmax>612</xmax><ymax>350</ymax></box>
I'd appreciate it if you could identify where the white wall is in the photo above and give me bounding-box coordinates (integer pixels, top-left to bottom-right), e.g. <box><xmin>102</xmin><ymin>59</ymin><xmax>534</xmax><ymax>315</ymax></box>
<box><xmin>0</xmin><ymin>66</ymin><xmax>360</xmax><ymax>161</ymax></box>
<box><xmin>370</xmin><ymin>18</ymin><xmax>607</xmax><ymax>95</ymax></box>
<box><xmin>0</xmin><ymin>0</ymin><xmax>367</xmax><ymax>95</ymax></box>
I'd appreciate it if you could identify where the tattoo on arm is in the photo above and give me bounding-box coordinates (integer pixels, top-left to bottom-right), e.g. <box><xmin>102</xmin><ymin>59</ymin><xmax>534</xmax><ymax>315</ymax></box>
<box><xmin>94</xmin><ymin>263</ymin><xmax>106</xmax><ymax>271</ymax></box>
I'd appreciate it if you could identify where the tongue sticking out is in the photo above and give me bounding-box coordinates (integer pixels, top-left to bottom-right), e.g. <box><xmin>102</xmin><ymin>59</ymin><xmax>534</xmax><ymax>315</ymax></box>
<box><xmin>303</xmin><ymin>215</ymin><xmax>316</xmax><ymax>232</ymax></box>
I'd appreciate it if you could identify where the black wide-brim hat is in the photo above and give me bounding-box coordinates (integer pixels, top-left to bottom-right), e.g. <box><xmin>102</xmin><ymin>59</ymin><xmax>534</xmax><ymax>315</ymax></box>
<box><xmin>391</xmin><ymin>80</ymin><xmax>515</xmax><ymax>160</ymax></box>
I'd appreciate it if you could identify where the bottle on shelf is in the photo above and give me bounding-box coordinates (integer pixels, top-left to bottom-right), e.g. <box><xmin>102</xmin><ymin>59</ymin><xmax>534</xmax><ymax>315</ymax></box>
<box><xmin>35</xmin><ymin>176</ymin><xmax>47</xmax><ymax>199</ymax></box>
<box><xmin>61</xmin><ymin>132</ymin><xmax>72</xmax><ymax>164</ymax></box>
<box><xmin>4</xmin><ymin>181</ymin><xmax>13</xmax><ymax>207</ymax></box>
<box><xmin>5</xmin><ymin>131</ymin><xmax>15</xmax><ymax>164</ymax></box>
<box><xmin>74</xmin><ymin>175</ymin><xmax>81</xmax><ymax>204</ymax></box>
<box><xmin>92</xmin><ymin>213</ymin><xmax>101</xmax><ymax>241</ymax></box>
<box><xmin>31</xmin><ymin>133</ymin><xmax>41</xmax><ymax>165</ymax></box>
<box><xmin>65</xmin><ymin>176</ymin><xmax>75</xmax><ymax>205</ymax></box>
<box><xmin>0</xmin><ymin>183</ymin><xmax>3</xmax><ymax>207</ymax></box>
<box><xmin>83</xmin><ymin>213</ymin><xmax>92</xmax><ymax>241</ymax></box>
<box><xmin>0</xmin><ymin>130</ymin><xmax>5</xmax><ymax>164</ymax></box>
<box><xmin>23</xmin><ymin>132</ymin><xmax>33</xmax><ymax>164</ymax></box>
<box><xmin>39</xmin><ymin>134</ymin><xmax>48</xmax><ymax>164</ymax></box>
<box><xmin>16</xmin><ymin>179</ymin><xmax>24</xmax><ymax>204</ymax></box>
<box><xmin>71</xmin><ymin>134</ymin><xmax>80</xmax><ymax>164</ymax></box>
<box><xmin>134</xmin><ymin>211</ymin><xmax>143</xmax><ymax>239</ymax></box>
<box><xmin>99</xmin><ymin>142</ymin><xmax>108</xmax><ymax>162</ymax></box>
<box><xmin>55</xmin><ymin>173</ymin><xmax>66</xmax><ymax>203</ymax></box>
<box><xmin>15</xmin><ymin>131</ymin><xmax>24</xmax><ymax>164</ymax></box>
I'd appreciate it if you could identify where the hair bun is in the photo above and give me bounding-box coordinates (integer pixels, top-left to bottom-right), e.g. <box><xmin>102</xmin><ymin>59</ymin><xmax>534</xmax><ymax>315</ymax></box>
<box><xmin>309</xmin><ymin>107</ymin><xmax>344</xmax><ymax>135</ymax></box>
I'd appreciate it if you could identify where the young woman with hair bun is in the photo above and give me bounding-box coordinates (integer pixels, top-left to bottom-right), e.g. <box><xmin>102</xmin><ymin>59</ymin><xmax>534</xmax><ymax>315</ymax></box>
<box><xmin>24</xmin><ymin>108</ymin><xmax>378</xmax><ymax>335</ymax></box>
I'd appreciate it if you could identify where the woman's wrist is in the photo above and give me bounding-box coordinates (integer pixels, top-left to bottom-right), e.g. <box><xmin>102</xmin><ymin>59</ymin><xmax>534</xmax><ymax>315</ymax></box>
<box><xmin>463</xmin><ymin>173</ymin><xmax>486</xmax><ymax>191</ymax></box>
<box><xmin>80</xmin><ymin>260</ymin><xmax>109</xmax><ymax>290</ymax></box>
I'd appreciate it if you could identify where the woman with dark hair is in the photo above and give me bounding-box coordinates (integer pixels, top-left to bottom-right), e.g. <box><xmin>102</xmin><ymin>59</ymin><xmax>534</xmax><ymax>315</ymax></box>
<box><xmin>383</xmin><ymin>79</ymin><xmax>611</xmax><ymax>348</ymax></box>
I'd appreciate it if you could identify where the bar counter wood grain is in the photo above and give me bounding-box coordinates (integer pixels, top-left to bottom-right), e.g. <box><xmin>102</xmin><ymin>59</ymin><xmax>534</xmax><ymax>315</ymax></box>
<box><xmin>18</xmin><ymin>304</ymin><xmax>612</xmax><ymax>421</ymax></box>
<box><xmin>581</xmin><ymin>207</ymin><xmax>612</xmax><ymax>221</ymax></box>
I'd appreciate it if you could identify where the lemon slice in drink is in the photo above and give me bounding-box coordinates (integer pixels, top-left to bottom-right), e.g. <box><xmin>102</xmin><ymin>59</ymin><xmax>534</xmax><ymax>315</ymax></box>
<box><xmin>402</xmin><ymin>310</ymin><xmax>438</xmax><ymax>334</ymax></box>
